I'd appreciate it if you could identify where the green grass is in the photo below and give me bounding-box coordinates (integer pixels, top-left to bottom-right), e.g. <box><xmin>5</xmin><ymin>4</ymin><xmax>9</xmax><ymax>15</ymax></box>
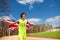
<box><xmin>27</xmin><ymin>30</ymin><xmax>60</xmax><ymax>39</ymax></box>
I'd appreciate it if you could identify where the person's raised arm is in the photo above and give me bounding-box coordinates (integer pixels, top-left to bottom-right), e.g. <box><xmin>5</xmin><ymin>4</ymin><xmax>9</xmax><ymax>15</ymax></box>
<box><xmin>15</xmin><ymin>20</ymin><xmax>19</xmax><ymax>24</ymax></box>
<box><xmin>27</xmin><ymin>21</ymin><xmax>30</xmax><ymax>24</ymax></box>
<box><xmin>27</xmin><ymin>21</ymin><xmax>35</xmax><ymax>26</ymax></box>
<box><xmin>4</xmin><ymin>20</ymin><xmax>15</xmax><ymax>24</ymax></box>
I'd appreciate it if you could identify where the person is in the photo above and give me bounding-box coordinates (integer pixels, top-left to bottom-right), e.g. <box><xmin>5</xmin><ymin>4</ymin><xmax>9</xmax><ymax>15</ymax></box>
<box><xmin>15</xmin><ymin>12</ymin><xmax>31</xmax><ymax>40</ymax></box>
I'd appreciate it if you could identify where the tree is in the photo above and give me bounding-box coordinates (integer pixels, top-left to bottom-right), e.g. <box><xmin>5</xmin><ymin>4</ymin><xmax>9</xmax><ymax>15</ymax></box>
<box><xmin>0</xmin><ymin>0</ymin><xmax>12</xmax><ymax>37</ymax></box>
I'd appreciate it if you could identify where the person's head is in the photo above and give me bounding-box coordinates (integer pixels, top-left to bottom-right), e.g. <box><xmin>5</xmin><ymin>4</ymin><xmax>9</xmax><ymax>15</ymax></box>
<box><xmin>20</xmin><ymin>12</ymin><xmax>26</xmax><ymax>20</ymax></box>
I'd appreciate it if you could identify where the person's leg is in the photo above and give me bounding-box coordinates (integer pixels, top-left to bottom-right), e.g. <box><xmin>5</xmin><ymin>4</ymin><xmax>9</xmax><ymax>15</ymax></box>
<box><xmin>18</xmin><ymin>32</ymin><xmax>23</xmax><ymax>40</ymax></box>
<box><xmin>23</xmin><ymin>33</ymin><xmax>26</xmax><ymax>40</ymax></box>
<box><xmin>18</xmin><ymin>30</ymin><xmax>23</xmax><ymax>40</ymax></box>
<box><xmin>23</xmin><ymin>30</ymin><xmax>26</xmax><ymax>40</ymax></box>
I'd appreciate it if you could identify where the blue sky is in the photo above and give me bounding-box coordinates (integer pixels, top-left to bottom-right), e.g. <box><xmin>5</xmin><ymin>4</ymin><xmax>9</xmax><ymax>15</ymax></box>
<box><xmin>0</xmin><ymin>0</ymin><xmax>60</xmax><ymax>27</ymax></box>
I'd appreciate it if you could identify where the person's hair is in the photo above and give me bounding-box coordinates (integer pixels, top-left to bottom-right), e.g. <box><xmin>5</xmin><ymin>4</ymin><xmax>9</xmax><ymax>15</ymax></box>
<box><xmin>20</xmin><ymin>12</ymin><xmax>26</xmax><ymax>18</ymax></box>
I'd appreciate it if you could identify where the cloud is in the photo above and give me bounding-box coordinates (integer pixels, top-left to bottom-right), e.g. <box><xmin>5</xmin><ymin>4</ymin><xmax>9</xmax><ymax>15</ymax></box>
<box><xmin>28</xmin><ymin>18</ymin><xmax>42</xmax><ymax>23</ymax></box>
<box><xmin>46</xmin><ymin>15</ymin><xmax>60</xmax><ymax>22</ymax></box>
<box><xmin>29</xmin><ymin>5</ymin><xmax>33</xmax><ymax>9</ymax></box>
<box><xmin>10</xmin><ymin>14</ymin><xmax>16</xmax><ymax>20</ymax></box>
<box><xmin>46</xmin><ymin>18</ymin><xmax>55</xmax><ymax>22</ymax></box>
<box><xmin>17</xmin><ymin>0</ymin><xmax>44</xmax><ymax>9</ymax></box>
<box><xmin>55</xmin><ymin>16</ymin><xmax>60</xmax><ymax>21</ymax></box>
<box><xmin>45</xmin><ymin>15</ymin><xmax>60</xmax><ymax>27</ymax></box>
<box><xmin>0</xmin><ymin>16</ymin><xmax>11</xmax><ymax>20</ymax></box>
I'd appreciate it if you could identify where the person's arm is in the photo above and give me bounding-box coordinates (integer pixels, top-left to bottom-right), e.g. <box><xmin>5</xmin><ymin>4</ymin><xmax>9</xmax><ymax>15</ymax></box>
<box><xmin>27</xmin><ymin>21</ymin><xmax>31</xmax><ymax>24</ymax></box>
<box><xmin>26</xmin><ymin>21</ymin><xmax>35</xmax><ymax>29</ymax></box>
<box><xmin>15</xmin><ymin>20</ymin><xmax>19</xmax><ymax>24</ymax></box>
<box><xmin>4</xmin><ymin>20</ymin><xmax>15</xmax><ymax>24</ymax></box>
<box><xmin>27</xmin><ymin>21</ymin><xmax>35</xmax><ymax>26</ymax></box>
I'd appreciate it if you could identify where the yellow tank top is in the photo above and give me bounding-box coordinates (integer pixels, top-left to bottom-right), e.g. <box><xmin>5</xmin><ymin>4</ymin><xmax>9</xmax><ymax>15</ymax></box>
<box><xmin>18</xmin><ymin>19</ymin><xmax>27</xmax><ymax>30</ymax></box>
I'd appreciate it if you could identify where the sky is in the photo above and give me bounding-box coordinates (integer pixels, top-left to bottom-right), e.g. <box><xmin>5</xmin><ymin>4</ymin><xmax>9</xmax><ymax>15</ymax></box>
<box><xmin>0</xmin><ymin>0</ymin><xmax>60</xmax><ymax>27</ymax></box>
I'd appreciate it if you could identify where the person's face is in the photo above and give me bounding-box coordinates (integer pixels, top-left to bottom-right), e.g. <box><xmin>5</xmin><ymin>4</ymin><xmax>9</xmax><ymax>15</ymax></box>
<box><xmin>22</xmin><ymin>14</ymin><xmax>26</xmax><ymax>19</ymax></box>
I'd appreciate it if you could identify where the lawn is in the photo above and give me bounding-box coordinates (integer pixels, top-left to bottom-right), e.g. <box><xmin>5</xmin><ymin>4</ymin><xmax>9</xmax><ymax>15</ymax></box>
<box><xmin>27</xmin><ymin>30</ymin><xmax>60</xmax><ymax>39</ymax></box>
